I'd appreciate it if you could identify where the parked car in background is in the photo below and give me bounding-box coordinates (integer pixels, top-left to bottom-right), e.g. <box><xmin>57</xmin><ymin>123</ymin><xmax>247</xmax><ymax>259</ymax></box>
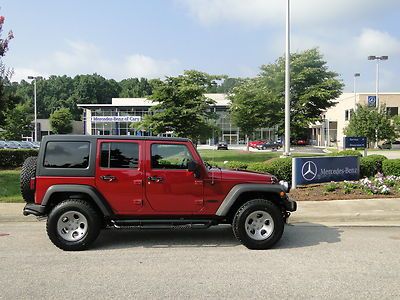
<box><xmin>31</xmin><ymin>141</ymin><xmax>40</xmax><ymax>148</ymax></box>
<box><xmin>217</xmin><ymin>141</ymin><xmax>228</xmax><ymax>150</ymax></box>
<box><xmin>379</xmin><ymin>140</ymin><xmax>400</xmax><ymax>150</ymax></box>
<box><xmin>0</xmin><ymin>141</ymin><xmax>7</xmax><ymax>149</ymax></box>
<box><xmin>19</xmin><ymin>141</ymin><xmax>33</xmax><ymax>149</ymax></box>
<box><xmin>256</xmin><ymin>141</ymin><xmax>282</xmax><ymax>150</ymax></box>
<box><xmin>248</xmin><ymin>140</ymin><xmax>265</xmax><ymax>148</ymax></box>
<box><xmin>293</xmin><ymin>139</ymin><xmax>308</xmax><ymax>146</ymax></box>
<box><xmin>5</xmin><ymin>141</ymin><xmax>20</xmax><ymax>149</ymax></box>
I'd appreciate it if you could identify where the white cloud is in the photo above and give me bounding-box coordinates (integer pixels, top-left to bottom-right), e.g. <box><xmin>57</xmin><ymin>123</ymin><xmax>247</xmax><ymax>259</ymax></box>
<box><xmin>356</xmin><ymin>28</ymin><xmax>400</xmax><ymax>57</ymax></box>
<box><xmin>11</xmin><ymin>40</ymin><xmax>181</xmax><ymax>82</ymax></box>
<box><xmin>11</xmin><ymin>67</ymin><xmax>46</xmax><ymax>82</ymax></box>
<box><xmin>125</xmin><ymin>54</ymin><xmax>180</xmax><ymax>78</ymax></box>
<box><xmin>178</xmin><ymin>0</ymin><xmax>398</xmax><ymax>27</ymax></box>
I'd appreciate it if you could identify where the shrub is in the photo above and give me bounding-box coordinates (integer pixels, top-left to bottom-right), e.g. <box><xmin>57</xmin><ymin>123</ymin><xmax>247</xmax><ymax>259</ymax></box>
<box><xmin>248</xmin><ymin>158</ymin><xmax>292</xmax><ymax>182</ymax></box>
<box><xmin>332</xmin><ymin>150</ymin><xmax>362</xmax><ymax>157</ymax></box>
<box><xmin>360</xmin><ymin>154</ymin><xmax>387</xmax><ymax>178</ymax></box>
<box><xmin>247</xmin><ymin>162</ymin><xmax>270</xmax><ymax>173</ymax></box>
<box><xmin>0</xmin><ymin>149</ymin><xmax>39</xmax><ymax>169</ymax></box>
<box><xmin>382</xmin><ymin>159</ymin><xmax>400</xmax><ymax>176</ymax></box>
<box><xmin>224</xmin><ymin>161</ymin><xmax>248</xmax><ymax>170</ymax></box>
<box><xmin>324</xmin><ymin>181</ymin><xmax>339</xmax><ymax>192</ymax></box>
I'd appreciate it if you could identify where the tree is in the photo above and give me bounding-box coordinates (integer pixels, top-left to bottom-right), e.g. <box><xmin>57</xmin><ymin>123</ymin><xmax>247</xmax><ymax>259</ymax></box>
<box><xmin>139</xmin><ymin>70</ymin><xmax>219</xmax><ymax>143</ymax></box>
<box><xmin>0</xmin><ymin>102</ymin><xmax>32</xmax><ymax>140</ymax></box>
<box><xmin>0</xmin><ymin>14</ymin><xmax>15</xmax><ymax>126</ymax></box>
<box><xmin>50</xmin><ymin>108</ymin><xmax>73</xmax><ymax>134</ymax></box>
<box><xmin>230</xmin><ymin>79</ymin><xmax>276</xmax><ymax>150</ymax></box>
<box><xmin>230</xmin><ymin>48</ymin><xmax>344</xmax><ymax>139</ymax></box>
<box><xmin>344</xmin><ymin>105</ymin><xmax>395</xmax><ymax>146</ymax></box>
<box><xmin>119</xmin><ymin>77</ymin><xmax>153</xmax><ymax>98</ymax></box>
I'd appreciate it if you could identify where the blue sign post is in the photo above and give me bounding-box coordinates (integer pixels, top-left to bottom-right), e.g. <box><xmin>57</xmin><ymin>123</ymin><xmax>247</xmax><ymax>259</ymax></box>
<box><xmin>344</xmin><ymin>137</ymin><xmax>367</xmax><ymax>149</ymax></box>
<box><xmin>292</xmin><ymin>156</ymin><xmax>360</xmax><ymax>188</ymax></box>
<box><xmin>367</xmin><ymin>95</ymin><xmax>377</xmax><ymax>107</ymax></box>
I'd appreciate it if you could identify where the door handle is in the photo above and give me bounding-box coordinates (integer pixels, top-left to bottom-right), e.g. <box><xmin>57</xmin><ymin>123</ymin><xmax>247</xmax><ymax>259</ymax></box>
<box><xmin>148</xmin><ymin>176</ymin><xmax>163</xmax><ymax>183</ymax></box>
<box><xmin>100</xmin><ymin>175</ymin><xmax>117</xmax><ymax>182</ymax></box>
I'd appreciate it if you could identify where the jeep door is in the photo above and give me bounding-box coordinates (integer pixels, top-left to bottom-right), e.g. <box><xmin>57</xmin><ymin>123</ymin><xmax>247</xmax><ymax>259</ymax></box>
<box><xmin>144</xmin><ymin>142</ymin><xmax>204</xmax><ymax>212</ymax></box>
<box><xmin>95</xmin><ymin>139</ymin><xmax>144</xmax><ymax>214</ymax></box>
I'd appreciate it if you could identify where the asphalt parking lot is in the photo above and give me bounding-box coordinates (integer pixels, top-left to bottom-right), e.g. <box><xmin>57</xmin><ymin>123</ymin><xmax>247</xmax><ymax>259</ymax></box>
<box><xmin>1</xmin><ymin>222</ymin><xmax>399</xmax><ymax>299</ymax></box>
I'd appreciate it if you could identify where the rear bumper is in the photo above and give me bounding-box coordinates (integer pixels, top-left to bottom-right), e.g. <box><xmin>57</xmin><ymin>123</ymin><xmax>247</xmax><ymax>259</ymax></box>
<box><xmin>23</xmin><ymin>203</ymin><xmax>46</xmax><ymax>217</ymax></box>
<box><xmin>282</xmin><ymin>196</ymin><xmax>297</xmax><ymax>212</ymax></box>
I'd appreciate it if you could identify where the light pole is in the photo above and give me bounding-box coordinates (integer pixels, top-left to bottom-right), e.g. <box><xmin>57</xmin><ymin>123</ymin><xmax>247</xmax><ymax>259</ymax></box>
<box><xmin>368</xmin><ymin>56</ymin><xmax>388</xmax><ymax>148</ymax></box>
<box><xmin>283</xmin><ymin>0</ymin><xmax>291</xmax><ymax>156</ymax></box>
<box><xmin>27</xmin><ymin>76</ymin><xmax>39</xmax><ymax>142</ymax></box>
<box><xmin>368</xmin><ymin>55</ymin><xmax>388</xmax><ymax>109</ymax></box>
<box><xmin>353</xmin><ymin>73</ymin><xmax>360</xmax><ymax>110</ymax></box>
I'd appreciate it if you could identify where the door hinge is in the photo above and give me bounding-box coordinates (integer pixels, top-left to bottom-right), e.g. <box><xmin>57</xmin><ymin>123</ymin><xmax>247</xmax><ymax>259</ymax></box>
<box><xmin>194</xmin><ymin>199</ymin><xmax>204</xmax><ymax>205</ymax></box>
<box><xmin>133</xmin><ymin>180</ymin><xmax>143</xmax><ymax>186</ymax></box>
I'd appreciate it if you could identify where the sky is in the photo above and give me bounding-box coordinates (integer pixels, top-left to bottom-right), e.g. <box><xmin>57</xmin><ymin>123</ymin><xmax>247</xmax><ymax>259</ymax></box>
<box><xmin>1</xmin><ymin>0</ymin><xmax>400</xmax><ymax>93</ymax></box>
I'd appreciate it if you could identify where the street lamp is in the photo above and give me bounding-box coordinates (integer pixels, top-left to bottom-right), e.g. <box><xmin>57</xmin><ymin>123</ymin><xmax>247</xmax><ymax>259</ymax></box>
<box><xmin>353</xmin><ymin>73</ymin><xmax>360</xmax><ymax>110</ymax></box>
<box><xmin>283</xmin><ymin>0</ymin><xmax>291</xmax><ymax>156</ymax></box>
<box><xmin>368</xmin><ymin>55</ymin><xmax>388</xmax><ymax>109</ymax></box>
<box><xmin>27</xmin><ymin>76</ymin><xmax>40</xmax><ymax>142</ymax></box>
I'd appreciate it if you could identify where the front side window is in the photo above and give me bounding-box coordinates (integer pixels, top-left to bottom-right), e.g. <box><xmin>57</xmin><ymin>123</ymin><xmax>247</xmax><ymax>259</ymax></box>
<box><xmin>44</xmin><ymin>142</ymin><xmax>90</xmax><ymax>168</ymax></box>
<box><xmin>151</xmin><ymin>144</ymin><xmax>193</xmax><ymax>169</ymax></box>
<box><xmin>100</xmin><ymin>142</ymin><xmax>139</xmax><ymax>169</ymax></box>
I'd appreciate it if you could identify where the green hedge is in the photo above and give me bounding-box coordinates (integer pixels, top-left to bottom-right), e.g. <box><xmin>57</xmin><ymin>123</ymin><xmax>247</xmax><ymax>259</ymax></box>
<box><xmin>224</xmin><ymin>161</ymin><xmax>249</xmax><ymax>170</ymax></box>
<box><xmin>383</xmin><ymin>159</ymin><xmax>400</xmax><ymax>176</ymax></box>
<box><xmin>360</xmin><ymin>154</ymin><xmax>387</xmax><ymax>178</ymax></box>
<box><xmin>0</xmin><ymin>149</ymin><xmax>39</xmax><ymax>169</ymax></box>
<box><xmin>332</xmin><ymin>150</ymin><xmax>362</xmax><ymax>157</ymax></box>
<box><xmin>248</xmin><ymin>158</ymin><xmax>292</xmax><ymax>182</ymax></box>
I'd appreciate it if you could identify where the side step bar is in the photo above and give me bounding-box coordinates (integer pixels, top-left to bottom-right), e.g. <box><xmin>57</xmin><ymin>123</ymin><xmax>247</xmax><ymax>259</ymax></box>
<box><xmin>111</xmin><ymin>219</ymin><xmax>216</xmax><ymax>229</ymax></box>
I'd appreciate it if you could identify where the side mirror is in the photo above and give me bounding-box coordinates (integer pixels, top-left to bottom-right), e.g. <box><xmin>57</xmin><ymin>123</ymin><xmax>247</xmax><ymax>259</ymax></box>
<box><xmin>187</xmin><ymin>160</ymin><xmax>201</xmax><ymax>178</ymax></box>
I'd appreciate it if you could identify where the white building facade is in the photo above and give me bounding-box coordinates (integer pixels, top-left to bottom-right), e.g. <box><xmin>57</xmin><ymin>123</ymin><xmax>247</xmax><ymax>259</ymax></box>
<box><xmin>310</xmin><ymin>92</ymin><xmax>400</xmax><ymax>148</ymax></box>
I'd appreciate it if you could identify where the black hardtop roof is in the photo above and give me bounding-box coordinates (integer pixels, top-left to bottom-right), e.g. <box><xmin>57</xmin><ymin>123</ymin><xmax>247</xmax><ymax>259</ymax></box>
<box><xmin>41</xmin><ymin>135</ymin><xmax>191</xmax><ymax>143</ymax></box>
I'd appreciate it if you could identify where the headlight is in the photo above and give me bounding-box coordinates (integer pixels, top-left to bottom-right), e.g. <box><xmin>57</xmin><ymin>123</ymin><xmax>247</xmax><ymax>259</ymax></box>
<box><xmin>279</xmin><ymin>180</ymin><xmax>290</xmax><ymax>192</ymax></box>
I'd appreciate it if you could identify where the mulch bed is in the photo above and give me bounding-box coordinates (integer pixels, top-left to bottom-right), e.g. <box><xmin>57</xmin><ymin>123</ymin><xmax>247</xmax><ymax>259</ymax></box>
<box><xmin>289</xmin><ymin>184</ymin><xmax>400</xmax><ymax>201</ymax></box>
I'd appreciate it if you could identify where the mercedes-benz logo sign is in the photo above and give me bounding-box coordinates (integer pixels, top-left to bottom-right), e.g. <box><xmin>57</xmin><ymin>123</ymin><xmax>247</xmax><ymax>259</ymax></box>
<box><xmin>301</xmin><ymin>161</ymin><xmax>317</xmax><ymax>181</ymax></box>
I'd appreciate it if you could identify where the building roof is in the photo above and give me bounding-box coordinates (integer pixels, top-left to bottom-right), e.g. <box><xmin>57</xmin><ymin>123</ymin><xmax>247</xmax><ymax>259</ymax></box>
<box><xmin>77</xmin><ymin>93</ymin><xmax>230</xmax><ymax>109</ymax></box>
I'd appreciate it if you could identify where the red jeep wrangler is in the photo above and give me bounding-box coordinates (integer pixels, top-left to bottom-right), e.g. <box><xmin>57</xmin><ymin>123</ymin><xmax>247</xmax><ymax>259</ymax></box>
<box><xmin>21</xmin><ymin>136</ymin><xmax>296</xmax><ymax>251</ymax></box>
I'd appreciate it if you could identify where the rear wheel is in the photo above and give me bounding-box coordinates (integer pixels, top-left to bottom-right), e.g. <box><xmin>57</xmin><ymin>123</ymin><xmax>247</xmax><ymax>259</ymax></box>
<box><xmin>46</xmin><ymin>200</ymin><xmax>101</xmax><ymax>251</ymax></box>
<box><xmin>232</xmin><ymin>199</ymin><xmax>284</xmax><ymax>249</ymax></box>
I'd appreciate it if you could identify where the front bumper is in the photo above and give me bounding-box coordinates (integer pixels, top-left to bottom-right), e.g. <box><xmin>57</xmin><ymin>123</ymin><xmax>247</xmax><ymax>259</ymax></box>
<box><xmin>282</xmin><ymin>196</ymin><xmax>297</xmax><ymax>212</ymax></box>
<box><xmin>23</xmin><ymin>203</ymin><xmax>46</xmax><ymax>217</ymax></box>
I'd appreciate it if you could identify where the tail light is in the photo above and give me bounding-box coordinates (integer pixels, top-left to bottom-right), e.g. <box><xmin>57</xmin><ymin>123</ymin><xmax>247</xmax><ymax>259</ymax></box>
<box><xmin>30</xmin><ymin>177</ymin><xmax>36</xmax><ymax>190</ymax></box>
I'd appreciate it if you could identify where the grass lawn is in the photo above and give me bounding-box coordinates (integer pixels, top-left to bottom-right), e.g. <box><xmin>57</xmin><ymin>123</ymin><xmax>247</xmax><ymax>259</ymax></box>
<box><xmin>0</xmin><ymin>150</ymin><xmax>325</xmax><ymax>203</ymax></box>
<box><xmin>198</xmin><ymin>149</ymin><xmax>281</xmax><ymax>163</ymax></box>
<box><xmin>0</xmin><ymin>169</ymin><xmax>23</xmax><ymax>203</ymax></box>
<box><xmin>198</xmin><ymin>149</ymin><xmax>325</xmax><ymax>164</ymax></box>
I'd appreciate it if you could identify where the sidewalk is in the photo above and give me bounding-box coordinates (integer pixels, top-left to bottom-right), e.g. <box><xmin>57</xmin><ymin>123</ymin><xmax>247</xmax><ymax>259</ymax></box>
<box><xmin>1</xmin><ymin>199</ymin><xmax>400</xmax><ymax>226</ymax></box>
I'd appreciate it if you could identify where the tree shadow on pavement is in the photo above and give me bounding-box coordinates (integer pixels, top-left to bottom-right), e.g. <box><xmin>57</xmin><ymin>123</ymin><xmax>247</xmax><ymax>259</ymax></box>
<box><xmin>92</xmin><ymin>223</ymin><xmax>342</xmax><ymax>251</ymax></box>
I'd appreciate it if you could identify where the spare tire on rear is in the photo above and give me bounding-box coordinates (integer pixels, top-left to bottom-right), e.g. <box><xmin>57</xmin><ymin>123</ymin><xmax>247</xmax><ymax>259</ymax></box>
<box><xmin>20</xmin><ymin>156</ymin><xmax>37</xmax><ymax>203</ymax></box>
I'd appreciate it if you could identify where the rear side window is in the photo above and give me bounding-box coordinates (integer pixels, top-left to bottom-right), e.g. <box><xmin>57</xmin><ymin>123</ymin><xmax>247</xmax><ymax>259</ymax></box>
<box><xmin>100</xmin><ymin>142</ymin><xmax>139</xmax><ymax>169</ymax></box>
<box><xmin>44</xmin><ymin>142</ymin><xmax>90</xmax><ymax>168</ymax></box>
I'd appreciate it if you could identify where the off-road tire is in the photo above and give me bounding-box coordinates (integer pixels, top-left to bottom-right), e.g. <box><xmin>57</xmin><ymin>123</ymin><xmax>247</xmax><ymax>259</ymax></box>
<box><xmin>20</xmin><ymin>156</ymin><xmax>37</xmax><ymax>203</ymax></box>
<box><xmin>46</xmin><ymin>199</ymin><xmax>101</xmax><ymax>251</ymax></box>
<box><xmin>232</xmin><ymin>199</ymin><xmax>284</xmax><ymax>250</ymax></box>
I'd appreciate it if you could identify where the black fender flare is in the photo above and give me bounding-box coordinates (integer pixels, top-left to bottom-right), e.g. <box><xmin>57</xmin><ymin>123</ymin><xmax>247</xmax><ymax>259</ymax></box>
<box><xmin>41</xmin><ymin>184</ymin><xmax>114</xmax><ymax>217</ymax></box>
<box><xmin>215</xmin><ymin>184</ymin><xmax>287</xmax><ymax>216</ymax></box>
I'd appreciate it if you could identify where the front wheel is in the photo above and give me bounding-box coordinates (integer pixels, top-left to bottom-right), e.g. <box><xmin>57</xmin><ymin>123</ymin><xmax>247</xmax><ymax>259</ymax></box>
<box><xmin>46</xmin><ymin>199</ymin><xmax>101</xmax><ymax>251</ymax></box>
<box><xmin>232</xmin><ymin>199</ymin><xmax>284</xmax><ymax>250</ymax></box>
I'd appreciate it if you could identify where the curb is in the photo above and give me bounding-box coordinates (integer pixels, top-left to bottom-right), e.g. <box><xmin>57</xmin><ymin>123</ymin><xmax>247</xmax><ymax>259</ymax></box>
<box><xmin>1</xmin><ymin>199</ymin><xmax>400</xmax><ymax>226</ymax></box>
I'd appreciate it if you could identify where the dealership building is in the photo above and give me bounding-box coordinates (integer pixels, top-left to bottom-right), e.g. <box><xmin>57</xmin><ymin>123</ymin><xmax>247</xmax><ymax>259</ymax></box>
<box><xmin>77</xmin><ymin>93</ymin><xmax>278</xmax><ymax>145</ymax></box>
<box><xmin>310</xmin><ymin>92</ymin><xmax>400</xmax><ymax>148</ymax></box>
<box><xmin>31</xmin><ymin>92</ymin><xmax>399</xmax><ymax>146</ymax></box>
